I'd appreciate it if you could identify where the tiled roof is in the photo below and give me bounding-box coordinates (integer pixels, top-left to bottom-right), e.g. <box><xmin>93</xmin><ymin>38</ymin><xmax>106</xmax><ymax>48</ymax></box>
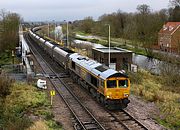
<box><xmin>159</xmin><ymin>22</ymin><xmax>180</xmax><ymax>35</ymax></box>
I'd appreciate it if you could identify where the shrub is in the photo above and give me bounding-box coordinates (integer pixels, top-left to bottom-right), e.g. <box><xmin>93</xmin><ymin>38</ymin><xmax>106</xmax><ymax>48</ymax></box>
<box><xmin>128</xmin><ymin>70</ymin><xmax>146</xmax><ymax>84</ymax></box>
<box><xmin>0</xmin><ymin>82</ymin><xmax>49</xmax><ymax>130</ymax></box>
<box><xmin>0</xmin><ymin>72</ymin><xmax>13</xmax><ymax>98</ymax></box>
<box><xmin>3</xmin><ymin>113</ymin><xmax>32</xmax><ymax>130</ymax></box>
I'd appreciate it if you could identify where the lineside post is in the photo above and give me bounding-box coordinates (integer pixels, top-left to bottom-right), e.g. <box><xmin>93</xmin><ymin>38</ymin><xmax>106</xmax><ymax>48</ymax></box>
<box><xmin>50</xmin><ymin>90</ymin><xmax>55</xmax><ymax>106</ymax></box>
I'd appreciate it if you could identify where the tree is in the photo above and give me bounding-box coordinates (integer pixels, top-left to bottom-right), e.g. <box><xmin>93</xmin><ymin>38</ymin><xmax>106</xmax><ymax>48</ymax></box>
<box><xmin>71</xmin><ymin>5</ymin><xmax>167</xmax><ymax>54</ymax></box>
<box><xmin>168</xmin><ymin>6</ymin><xmax>180</xmax><ymax>21</ymax></box>
<box><xmin>158</xmin><ymin>9</ymin><xmax>168</xmax><ymax>22</ymax></box>
<box><xmin>168</xmin><ymin>0</ymin><xmax>180</xmax><ymax>21</ymax></box>
<box><xmin>0</xmin><ymin>10</ymin><xmax>20</xmax><ymax>53</ymax></box>
<box><xmin>80</xmin><ymin>17</ymin><xmax>94</xmax><ymax>33</ymax></box>
<box><xmin>124</xmin><ymin>13</ymin><xmax>137</xmax><ymax>40</ymax></box>
<box><xmin>135</xmin><ymin>4</ymin><xmax>165</xmax><ymax>57</ymax></box>
<box><xmin>113</xmin><ymin>10</ymin><xmax>127</xmax><ymax>37</ymax></box>
<box><xmin>135</xmin><ymin>4</ymin><xmax>151</xmax><ymax>44</ymax></box>
<box><xmin>170</xmin><ymin>0</ymin><xmax>180</xmax><ymax>7</ymax></box>
<box><xmin>136</xmin><ymin>4</ymin><xmax>151</xmax><ymax>15</ymax></box>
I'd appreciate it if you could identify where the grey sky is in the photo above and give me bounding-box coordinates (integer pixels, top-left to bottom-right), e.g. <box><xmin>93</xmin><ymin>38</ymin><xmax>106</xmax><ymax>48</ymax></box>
<box><xmin>0</xmin><ymin>0</ymin><xmax>170</xmax><ymax>21</ymax></box>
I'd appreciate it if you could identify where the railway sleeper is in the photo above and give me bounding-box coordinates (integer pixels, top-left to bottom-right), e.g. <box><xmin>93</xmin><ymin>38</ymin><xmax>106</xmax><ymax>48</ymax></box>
<box><xmin>82</xmin><ymin>121</ymin><xmax>99</xmax><ymax>130</ymax></box>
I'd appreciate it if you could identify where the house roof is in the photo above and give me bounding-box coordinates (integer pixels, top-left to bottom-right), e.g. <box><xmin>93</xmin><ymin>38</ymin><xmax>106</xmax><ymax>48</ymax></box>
<box><xmin>159</xmin><ymin>22</ymin><xmax>180</xmax><ymax>35</ymax></box>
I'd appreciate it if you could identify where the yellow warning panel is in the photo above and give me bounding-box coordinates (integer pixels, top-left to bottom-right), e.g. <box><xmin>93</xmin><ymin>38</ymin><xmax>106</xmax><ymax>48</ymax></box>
<box><xmin>50</xmin><ymin>90</ymin><xmax>55</xmax><ymax>96</ymax></box>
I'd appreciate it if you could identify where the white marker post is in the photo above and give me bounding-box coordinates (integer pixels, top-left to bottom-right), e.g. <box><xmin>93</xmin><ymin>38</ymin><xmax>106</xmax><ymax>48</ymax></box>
<box><xmin>50</xmin><ymin>90</ymin><xmax>55</xmax><ymax>106</ymax></box>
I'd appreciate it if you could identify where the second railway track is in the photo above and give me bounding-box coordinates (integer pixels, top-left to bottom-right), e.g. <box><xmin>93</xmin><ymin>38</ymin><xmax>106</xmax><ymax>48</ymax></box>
<box><xmin>24</xmin><ymin>33</ymin><xmax>106</xmax><ymax>130</ymax></box>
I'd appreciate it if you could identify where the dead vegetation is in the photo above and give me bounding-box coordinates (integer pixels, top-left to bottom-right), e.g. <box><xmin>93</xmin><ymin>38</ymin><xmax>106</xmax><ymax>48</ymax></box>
<box><xmin>129</xmin><ymin>69</ymin><xmax>180</xmax><ymax>129</ymax></box>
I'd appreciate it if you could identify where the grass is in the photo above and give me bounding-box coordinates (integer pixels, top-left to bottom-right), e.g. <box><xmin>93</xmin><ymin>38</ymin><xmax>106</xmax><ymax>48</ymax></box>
<box><xmin>75</xmin><ymin>32</ymin><xmax>151</xmax><ymax>56</ymax></box>
<box><xmin>27</xmin><ymin>120</ymin><xmax>49</xmax><ymax>130</ymax></box>
<box><xmin>0</xmin><ymin>50</ymin><xmax>63</xmax><ymax>130</ymax></box>
<box><xmin>0</xmin><ymin>51</ymin><xmax>21</xmax><ymax>66</ymax></box>
<box><xmin>0</xmin><ymin>81</ymin><xmax>62</xmax><ymax>130</ymax></box>
<box><xmin>129</xmin><ymin>70</ymin><xmax>180</xmax><ymax>129</ymax></box>
<box><xmin>0</xmin><ymin>51</ymin><xmax>12</xmax><ymax>65</ymax></box>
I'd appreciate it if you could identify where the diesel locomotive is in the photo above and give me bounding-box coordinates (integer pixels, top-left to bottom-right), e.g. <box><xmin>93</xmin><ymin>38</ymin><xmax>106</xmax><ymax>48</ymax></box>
<box><xmin>29</xmin><ymin>28</ymin><xmax>130</xmax><ymax>109</ymax></box>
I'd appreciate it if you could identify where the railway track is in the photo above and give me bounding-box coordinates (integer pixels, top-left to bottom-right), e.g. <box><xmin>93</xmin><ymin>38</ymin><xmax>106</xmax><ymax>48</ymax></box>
<box><xmin>24</xmin><ymin>32</ymin><xmax>149</xmax><ymax>130</ymax></box>
<box><xmin>108</xmin><ymin>109</ymin><xmax>149</xmax><ymax>130</ymax></box>
<box><xmin>24</xmin><ymin>33</ymin><xmax>106</xmax><ymax>130</ymax></box>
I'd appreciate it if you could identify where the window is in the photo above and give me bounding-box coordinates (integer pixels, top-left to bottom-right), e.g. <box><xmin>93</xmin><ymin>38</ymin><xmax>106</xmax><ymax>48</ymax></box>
<box><xmin>95</xmin><ymin>65</ymin><xmax>108</xmax><ymax>72</ymax></box>
<box><xmin>118</xmin><ymin>80</ymin><xmax>128</xmax><ymax>88</ymax></box>
<box><xmin>107</xmin><ymin>80</ymin><xmax>116</xmax><ymax>88</ymax></box>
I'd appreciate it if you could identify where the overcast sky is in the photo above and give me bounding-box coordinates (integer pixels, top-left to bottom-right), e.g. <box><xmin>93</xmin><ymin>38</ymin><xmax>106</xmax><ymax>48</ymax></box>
<box><xmin>0</xmin><ymin>0</ymin><xmax>170</xmax><ymax>21</ymax></box>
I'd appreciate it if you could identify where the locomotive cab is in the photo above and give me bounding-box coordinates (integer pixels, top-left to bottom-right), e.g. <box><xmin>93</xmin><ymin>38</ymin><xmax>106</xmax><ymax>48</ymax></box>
<box><xmin>105</xmin><ymin>78</ymin><xmax>130</xmax><ymax>99</ymax></box>
<box><xmin>103</xmin><ymin>76</ymin><xmax>130</xmax><ymax>109</ymax></box>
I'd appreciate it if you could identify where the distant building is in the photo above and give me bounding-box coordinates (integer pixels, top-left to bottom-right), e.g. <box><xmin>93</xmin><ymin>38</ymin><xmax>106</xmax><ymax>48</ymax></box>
<box><xmin>158</xmin><ymin>22</ymin><xmax>180</xmax><ymax>53</ymax></box>
<box><xmin>92</xmin><ymin>47</ymin><xmax>132</xmax><ymax>71</ymax></box>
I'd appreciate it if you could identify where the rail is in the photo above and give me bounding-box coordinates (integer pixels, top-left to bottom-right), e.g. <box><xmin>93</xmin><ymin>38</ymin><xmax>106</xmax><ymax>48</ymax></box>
<box><xmin>24</xmin><ymin>33</ymin><xmax>106</xmax><ymax>130</ymax></box>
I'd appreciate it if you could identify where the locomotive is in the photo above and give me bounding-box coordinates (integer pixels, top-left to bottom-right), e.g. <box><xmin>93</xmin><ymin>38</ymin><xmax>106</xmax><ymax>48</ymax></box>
<box><xmin>29</xmin><ymin>28</ymin><xmax>130</xmax><ymax>109</ymax></box>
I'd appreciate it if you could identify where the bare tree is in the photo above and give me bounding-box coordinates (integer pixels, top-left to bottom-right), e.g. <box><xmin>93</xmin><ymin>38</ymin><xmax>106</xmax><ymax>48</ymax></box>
<box><xmin>169</xmin><ymin>0</ymin><xmax>180</xmax><ymax>7</ymax></box>
<box><xmin>137</xmin><ymin>4</ymin><xmax>151</xmax><ymax>15</ymax></box>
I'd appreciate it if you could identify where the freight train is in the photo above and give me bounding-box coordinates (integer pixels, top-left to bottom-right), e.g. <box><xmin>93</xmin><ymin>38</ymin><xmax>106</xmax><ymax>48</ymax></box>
<box><xmin>28</xmin><ymin>28</ymin><xmax>130</xmax><ymax>109</ymax></box>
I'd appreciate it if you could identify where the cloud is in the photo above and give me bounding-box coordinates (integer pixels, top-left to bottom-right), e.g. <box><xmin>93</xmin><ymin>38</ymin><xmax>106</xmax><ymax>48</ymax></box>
<box><xmin>0</xmin><ymin>0</ymin><xmax>169</xmax><ymax>21</ymax></box>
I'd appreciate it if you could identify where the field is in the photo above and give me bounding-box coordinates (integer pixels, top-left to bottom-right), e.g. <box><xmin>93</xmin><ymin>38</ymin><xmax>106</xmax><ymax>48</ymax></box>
<box><xmin>129</xmin><ymin>70</ymin><xmax>180</xmax><ymax>129</ymax></box>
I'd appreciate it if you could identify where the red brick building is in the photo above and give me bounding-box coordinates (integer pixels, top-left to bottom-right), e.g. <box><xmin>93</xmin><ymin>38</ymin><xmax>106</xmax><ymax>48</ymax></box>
<box><xmin>158</xmin><ymin>22</ymin><xmax>180</xmax><ymax>53</ymax></box>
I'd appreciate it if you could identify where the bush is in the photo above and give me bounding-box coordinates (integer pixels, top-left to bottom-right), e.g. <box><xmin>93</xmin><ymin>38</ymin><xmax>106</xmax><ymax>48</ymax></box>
<box><xmin>159</xmin><ymin>58</ymin><xmax>180</xmax><ymax>88</ymax></box>
<box><xmin>3</xmin><ymin>113</ymin><xmax>32</xmax><ymax>130</ymax></box>
<box><xmin>128</xmin><ymin>70</ymin><xmax>147</xmax><ymax>84</ymax></box>
<box><xmin>0</xmin><ymin>82</ymin><xmax>49</xmax><ymax>130</ymax></box>
<box><xmin>0</xmin><ymin>72</ymin><xmax>13</xmax><ymax>98</ymax></box>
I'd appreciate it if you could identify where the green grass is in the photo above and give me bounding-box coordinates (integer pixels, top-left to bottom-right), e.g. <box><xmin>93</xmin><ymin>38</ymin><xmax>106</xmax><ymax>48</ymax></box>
<box><xmin>0</xmin><ymin>51</ymin><xmax>12</xmax><ymax>65</ymax></box>
<box><xmin>129</xmin><ymin>70</ymin><xmax>180</xmax><ymax>129</ymax></box>
<box><xmin>0</xmin><ymin>81</ymin><xmax>62</xmax><ymax>130</ymax></box>
<box><xmin>0</xmin><ymin>51</ymin><xmax>21</xmax><ymax>67</ymax></box>
<box><xmin>74</xmin><ymin>32</ymin><xmax>150</xmax><ymax>56</ymax></box>
<box><xmin>76</xmin><ymin>31</ymin><xmax>91</xmax><ymax>36</ymax></box>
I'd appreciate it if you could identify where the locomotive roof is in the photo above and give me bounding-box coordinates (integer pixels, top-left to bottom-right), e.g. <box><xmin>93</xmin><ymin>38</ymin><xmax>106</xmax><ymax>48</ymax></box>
<box><xmin>69</xmin><ymin>53</ymin><xmax>128</xmax><ymax>80</ymax></box>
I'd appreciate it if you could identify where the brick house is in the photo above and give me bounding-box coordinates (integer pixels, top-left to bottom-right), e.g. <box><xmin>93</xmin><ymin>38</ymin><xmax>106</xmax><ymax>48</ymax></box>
<box><xmin>158</xmin><ymin>22</ymin><xmax>180</xmax><ymax>53</ymax></box>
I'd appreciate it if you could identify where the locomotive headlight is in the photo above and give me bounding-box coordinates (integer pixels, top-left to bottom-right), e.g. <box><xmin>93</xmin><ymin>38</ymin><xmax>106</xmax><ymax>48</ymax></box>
<box><xmin>124</xmin><ymin>93</ymin><xmax>129</xmax><ymax>97</ymax></box>
<box><xmin>106</xmin><ymin>92</ymin><xmax>112</xmax><ymax>98</ymax></box>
